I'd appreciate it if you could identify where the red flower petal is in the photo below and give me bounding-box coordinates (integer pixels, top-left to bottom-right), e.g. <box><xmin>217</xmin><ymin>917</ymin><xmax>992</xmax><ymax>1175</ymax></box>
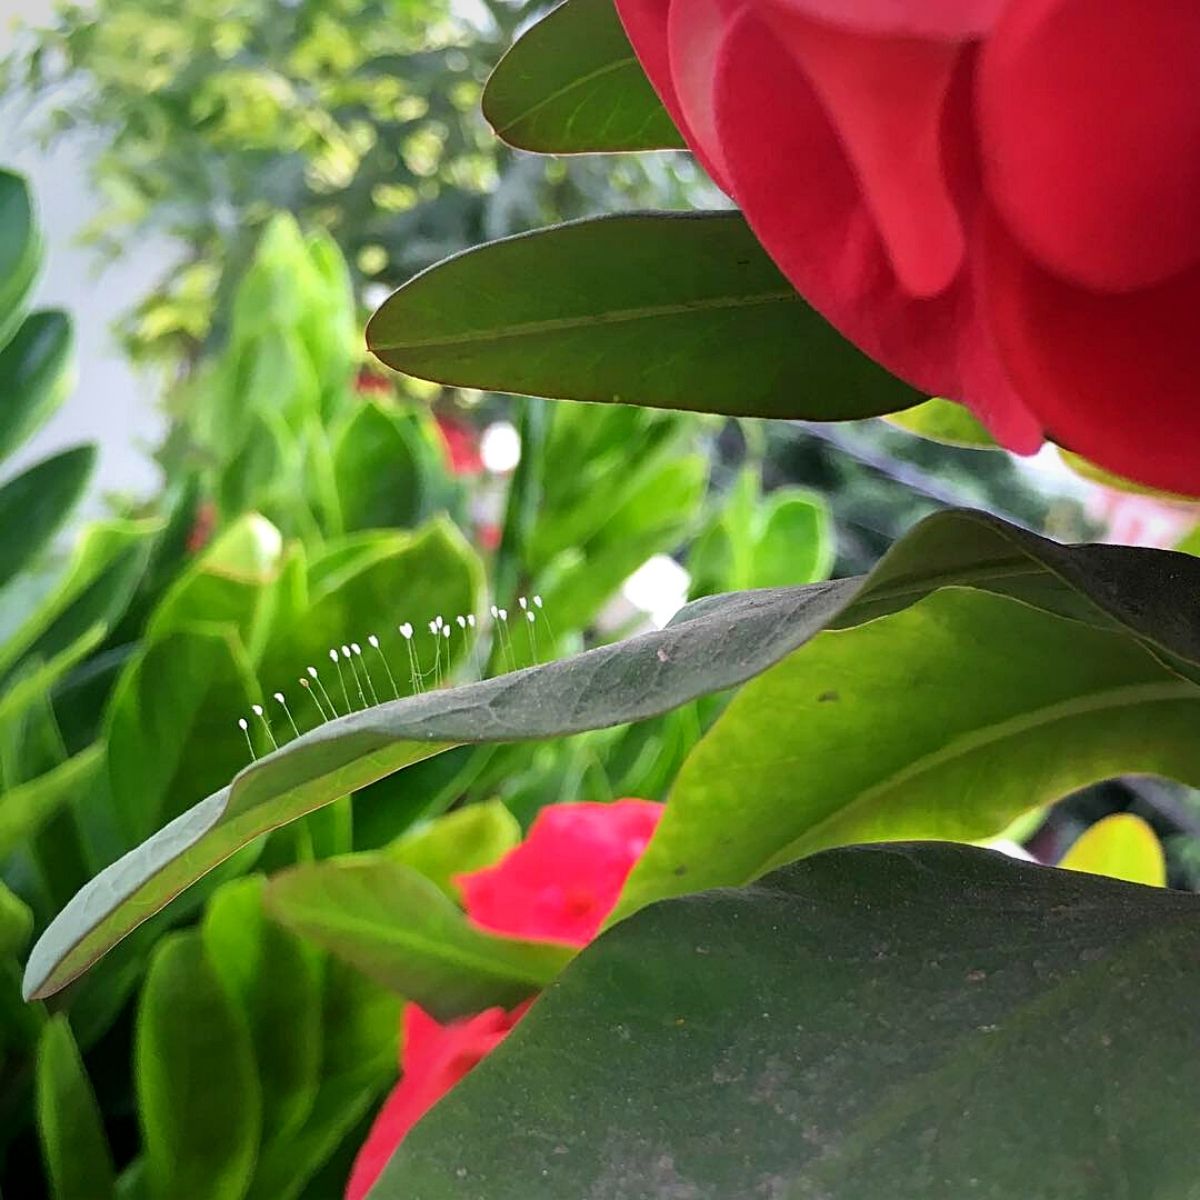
<box><xmin>458</xmin><ymin>800</ymin><xmax>663</xmax><ymax>947</ymax></box>
<box><xmin>980</xmin><ymin>0</ymin><xmax>1200</xmax><ymax>293</ymax></box>
<box><xmin>764</xmin><ymin>7</ymin><xmax>966</xmax><ymax>298</ymax></box>
<box><xmin>985</xmin><ymin>213</ymin><xmax>1200</xmax><ymax>496</ymax></box>
<box><xmin>711</xmin><ymin>9</ymin><xmax>1041</xmax><ymax>450</ymax></box>
<box><xmin>614</xmin><ymin>0</ymin><xmax>732</xmax><ymax>189</ymax></box>
<box><xmin>345</xmin><ymin>1004</ymin><xmax>525</xmax><ymax>1200</ymax></box>
<box><xmin>762</xmin><ymin>0</ymin><xmax>1004</xmax><ymax>38</ymax></box>
<box><xmin>666</xmin><ymin>0</ymin><xmax>732</xmax><ymax>185</ymax></box>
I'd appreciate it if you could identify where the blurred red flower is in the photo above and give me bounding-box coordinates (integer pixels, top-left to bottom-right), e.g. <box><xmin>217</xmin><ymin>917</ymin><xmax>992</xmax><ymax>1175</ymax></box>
<box><xmin>344</xmin><ymin>799</ymin><xmax>663</xmax><ymax>1200</ymax></box>
<box><xmin>615</xmin><ymin>0</ymin><xmax>1200</xmax><ymax>495</ymax></box>
<box><xmin>435</xmin><ymin>414</ymin><xmax>484</xmax><ymax>475</ymax></box>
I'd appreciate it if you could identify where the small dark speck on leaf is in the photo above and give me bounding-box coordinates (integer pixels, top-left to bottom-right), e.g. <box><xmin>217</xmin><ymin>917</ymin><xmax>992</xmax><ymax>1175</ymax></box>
<box><xmin>817</xmin><ymin>690</ymin><xmax>839</xmax><ymax>703</ymax></box>
<box><xmin>673</xmin><ymin>864</ymin><xmax>688</xmax><ymax>877</ymax></box>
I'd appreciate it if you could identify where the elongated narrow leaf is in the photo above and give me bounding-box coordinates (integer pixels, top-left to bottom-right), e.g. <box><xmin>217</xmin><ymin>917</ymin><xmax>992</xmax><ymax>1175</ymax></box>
<box><xmin>267</xmin><ymin>857</ymin><xmax>570</xmax><ymax>1020</ymax></box>
<box><xmin>106</xmin><ymin>626</ymin><xmax>258</xmax><ymax>842</ymax></box>
<box><xmin>26</xmin><ymin>509</ymin><xmax>1200</xmax><ymax>1000</ymax></box>
<box><xmin>36</xmin><ymin>1016</ymin><xmax>116</xmax><ymax>1200</ymax></box>
<box><xmin>0</xmin><ymin>170</ymin><xmax>41</xmax><ymax>347</ymax></box>
<box><xmin>0</xmin><ymin>519</ymin><xmax>156</xmax><ymax>680</ymax></box>
<box><xmin>367</xmin><ymin>213</ymin><xmax>921</xmax><ymax>421</ymax></box>
<box><xmin>616</xmin><ymin>588</ymin><xmax>1200</xmax><ymax>919</ymax></box>
<box><xmin>0</xmin><ymin>310</ymin><xmax>74</xmax><ymax>462</ymax></box>
<box><xmin>203</xmin><ymin>876</ymin><xmax>323</xmax><ymax>1147</ymax></box>
<box><xmin>0</xmin><ymin>879</ymin><xmax>32</xmax><ymax>958</ymax></box>
<box><xmin>136</xmin><ymin>932</ymin><xmax>261</xmax><ymax>1200</ymax></box>
<box><xmin>0</xmin><ymin>744</ymin><xmax>104</xmax><ymax>860</ymax></box>
<box><xmin>482</xmin><ymin>0</ymin><xmax>683</xmax><ymax>152</ymax></box>
<box><xmin>0</xmin><ymin>445</ymin><xmax>95</xmax><ymax>590</ymax></box>
<box><xmin>376</xmin><ymin>843</ymin><xmax>1200</xmax><ymax>1199</ymax></box>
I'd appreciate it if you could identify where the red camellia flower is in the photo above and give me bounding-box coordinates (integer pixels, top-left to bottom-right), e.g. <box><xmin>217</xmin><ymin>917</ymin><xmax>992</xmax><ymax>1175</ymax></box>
<box><xmin>344</xmin><ymin>799</ymin><xmax>662</xmax><ymax>1200</ymax></box>
<box><xmin>614</xmin><ymin>0</ymin><xmax>1200</xmax><ymax>494</ymax></box>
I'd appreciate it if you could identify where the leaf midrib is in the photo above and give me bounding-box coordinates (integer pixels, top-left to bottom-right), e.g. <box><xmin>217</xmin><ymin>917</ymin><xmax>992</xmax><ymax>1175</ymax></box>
<box><xmin>284</xmin><ymin>903</ymin><xmax>556</xmax><ymax>988</ymax></box>
<box><xmin>767</xmin><ymin>677</ymin><xmax>1196</xmax><ymax>871</ymax></box>
<box><xmin>371</xmin><ymin>290</ymin><xmax>796</xmax><ymax>351</ymax></box>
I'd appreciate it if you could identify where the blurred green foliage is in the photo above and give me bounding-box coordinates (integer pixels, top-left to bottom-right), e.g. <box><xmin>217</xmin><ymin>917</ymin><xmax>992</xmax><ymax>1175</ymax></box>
<box><xmin>7</xmin><ymin>0</ymin><xmax>701</xmax><ymax>365</ymax></box>
<box><xmin>0</xmin><ymin>159</ymin><xmax>829</xmax><ymax>1195</ymax></box>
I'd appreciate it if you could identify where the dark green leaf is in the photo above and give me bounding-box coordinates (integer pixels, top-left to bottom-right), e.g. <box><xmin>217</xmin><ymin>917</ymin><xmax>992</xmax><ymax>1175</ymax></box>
<box><xmin>0</xmin><ymin>170</ymin><xmax>41</xmax><ymax>348</ymax></box>
<box><xmin>266</xmin><ymin>856</ymin><xmax>571</xmax><ymax>1020</ymax></box>
<box><xmin>36</xmin><ymin>1016</ymin><xmax>116</xmax><ymax>1200</ymax></box>
<box><xmin>203</xmin><ymin>875</ymin><xmax>323</xmax><ymax>1147</ymax></box>
<box><xmin>482</xmin><ymin>0</ymin><xmax>683</xmax><ymax>152</ymax></box>
<box><xmin>367</xmin><ymin>213</ymin><xmax>921</xmax><ymax>421</ymax></box>
<box><xmin>378</xmin><ymin>843</ymin><xmax>1200</xmax><ymax>1199</ymax></box>
<box><xmin>0</xmin><ymin>311</ymin><xmax>74</xmax><ymax>462</ymax></box>
<box><xmin>0</xmin><ymin>879</ymin><xmax>32</xmax><ymax>959</ymax></box>
<box><xmin>0</xmin><ymin>519</ymin><xmax>156</xmax><ymax>681</ymax></box>
<box><xmin>332</xmin><ymin>401</ymin><xmax>426</xmax><ymax>532</ymax></box>
<box><xmin>28</xmin><ymin>509</ymin><xmax>1200</xmax><ymax>1000</ymax></box>
<box><xmin>135</xmin><ymin>932</ymin><xmax>261</xmax><ymax>1200</ymax></box>
<box><xmin>0</xmin><ymin>445</ymin><xmax>95</xmax><ymax>591</ymax></box>
<box><xmin>106</xmin><ymin>626</ymin><xmax>258</xmax><ymax>842</ymax></box>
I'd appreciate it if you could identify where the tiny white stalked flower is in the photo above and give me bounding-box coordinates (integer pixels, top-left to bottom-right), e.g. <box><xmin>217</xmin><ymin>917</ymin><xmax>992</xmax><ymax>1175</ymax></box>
<box><xmin>330</xmin><ymin>647</ymin><xmax>353</xmax><ymax>711</ymax></box>
<box><xmin>251</xmin><ymin>703</ymin><xmax>279</xmax><ymax>750</ymax></box>
<box><xmin>238</xmin><ymin>717</ymin><xmax>256</xmax><ymax>761</ymax></box>
<box><xmin>369</xmin><ymin>633</ymin><xmax>399</xmax><ymax>699</ymax></box>
<box><xmin>351</xmin><ymin>642</ymin><xmax>379</xmax><ymax>705</ymax></box>
<box><xmin>274</xmin><ymin>691</ymin><xmax>301</xmax><ymax>739</ymax></box>
<box><xmin>299</xmin><ymin>676</ymin><xmax>329</xmax><ymax>721</ymax></box>
<box><xmin>307</xmin><ymin>665</ymin><xmax>338</xmax><ymax>717</ymax></box>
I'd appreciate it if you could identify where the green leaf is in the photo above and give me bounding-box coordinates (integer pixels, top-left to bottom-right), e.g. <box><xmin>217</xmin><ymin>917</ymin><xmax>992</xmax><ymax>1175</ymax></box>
<box><xmin>146</xmin><ymin>512</ymin><xmax>283</xmax><ymax>652</ymax></box>
<box><xmin>266</xmin><ymin>856</ymin><xmax>571</xmax><ymax>1020</ymax></box>
<box><xmin>136</xmin><ymin>932</ymin><xmax>261</xmax><ymax>1200</ymax></box>
<box><xmin>0</xmin><ymin>879</ymin><xmax>32</xmax><ymax>959</ymax></box>
<box><xmin>482</xmin><ymin>0</ymin><xmax>683</xmax><ymax>153</ymax></box>
<box><xmin>259</xmin><ymin>518</ymin><xmax>484</xmax><ymax>717</ymax></box>
<box><xmin>752</xmin><ymin>490</ymin><xmax>834</xmax><ymax>587</ymax></box>
<box><xmin>0</xmin><ymin>519</ymin><xmax>156</xmax><ymax>680</ymax></box>
<box><xmin>28</xmin><ymin>507</ymin><xmax>1200</xmax><ymax>1000</ymax></box>
<box><xmin>691</xmin><ymin>474</ymin><xmax>833</xmax><ymax>596</ymax></box>
<box><xmin>1059</xmin><ymin>812</ymin><xmax>1166</xmax><ymax>887</ymax></box>
<box><xmin>367</xmin><ymin>213</ymin><xmax>921</xmax><ymax>421</ymax></box>
<box><xmin>332</xmin><ymin>402</ymin><xmax>425</xmax><ymax>532</ymax></box>
<box><xmin>0</xmin><ymin>310</ymin><xmax>74</xmax><ymax>462</ymax></box>
<box><xmin>376</xmin><ymin>842</ymin><xmax>1200</xmax><ymax>1199</ymax></box>
<box><xmin>0</xmin><ymin>170</ymin><xmax>42</xmax><ymax>348</ymax></box>
<box><xmin>202</xmin><ymin>875</ymin><xmax>323</xmax><ymax>1147</ymax></box>
<box><xmin>617</xmin><ymin>588</ymin><xmax>1200</xmax><ymax>919</ymax></box>
<box><xmin>0</xmin><ymin>445</ymin><xmax>95</xmax><ymax>590</ymax></box>
<box><xmin>106</xmin><ymin>626</ymin><xmax>258</xmax><ymax>843</ymax></box>
<box><xmin>247</xmin><ymin>960</ymin><xmax>399</xmax><ymax>1200</ymax></box>
<box><xmin>387</xmin><ymin>800</ymin><xmax>521</xmax><ymax>898</ymax></box>
<box><xmin>0</xmin><ymin>622</ymin><xmax>107</xmax><ymax>732</ymax></box>
<box><xmin>887</xmin><ymin>396</ymin><xmax>999</xmax><ymax>449</ymax></box>
<box><xmin>0</xmin><ymin>743</ymin><xmax>104</xmax><ymax>861</ymax></box>
<box><xmin>36</xmin><ymin>1016</ymin><xmax>116</xmax><ymax>1200</ymax></box>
